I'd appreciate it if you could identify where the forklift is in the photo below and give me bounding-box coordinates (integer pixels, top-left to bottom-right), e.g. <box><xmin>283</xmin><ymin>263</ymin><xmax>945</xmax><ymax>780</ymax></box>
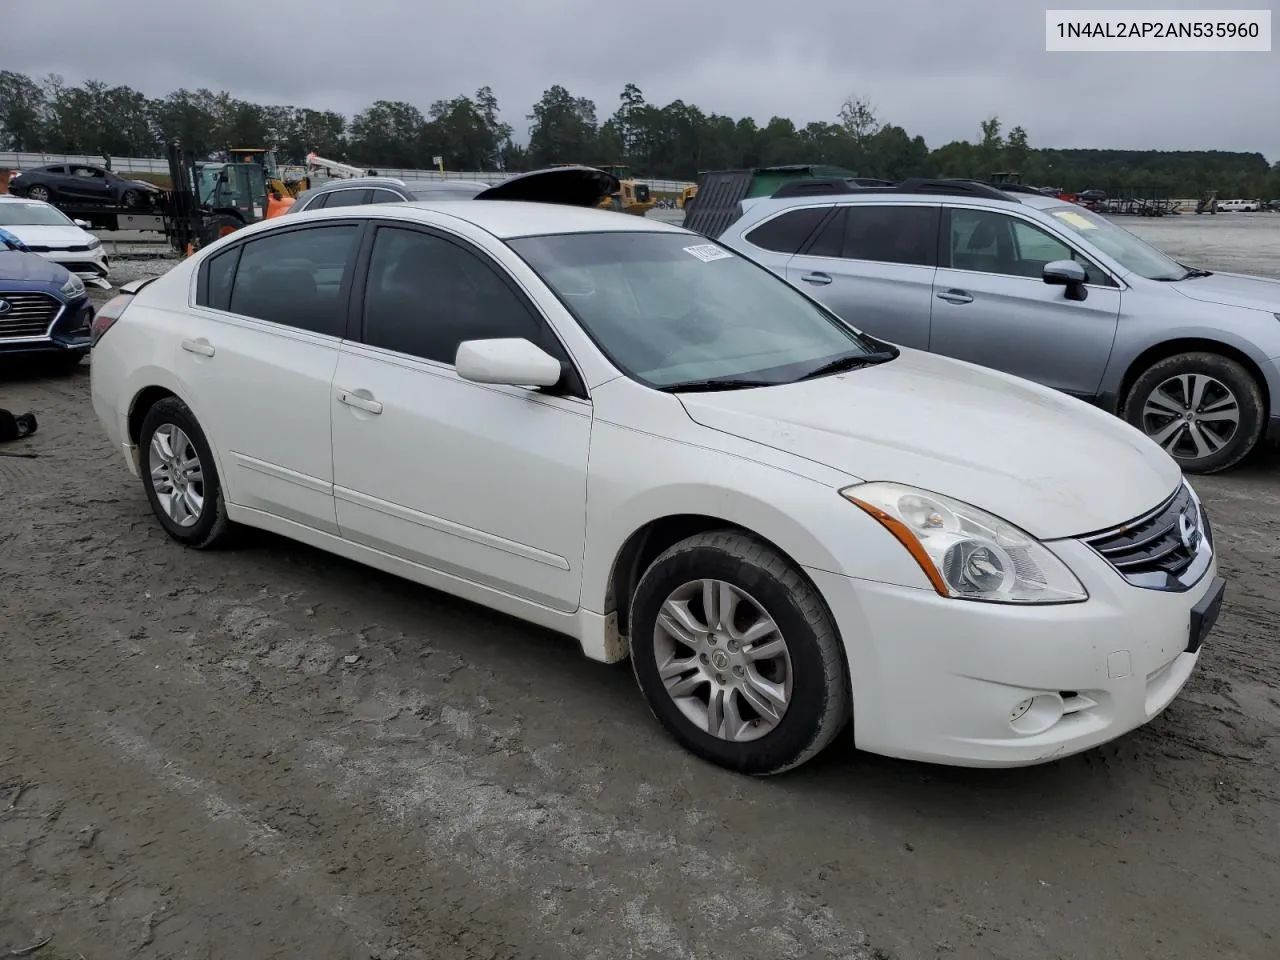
<box><xmin>163</xmin><ymin>140</ymin><xmax>278</xmax><ymax>254</ymax></box>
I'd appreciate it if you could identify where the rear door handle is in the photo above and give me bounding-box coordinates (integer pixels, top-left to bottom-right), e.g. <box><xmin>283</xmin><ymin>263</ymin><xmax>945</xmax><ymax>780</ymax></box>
<box><xmin>936</xmin><ymin>289</ymin><xmax>974</xmax><ymax>304</ymax></box>
<box><xmin>801</xmin><ymin>271</ymin><xmax>833</xmax><ymax>286</ymax></box>
<box><xmin>181</xmin><ymin>338</ymin><xmax>215</xmax><ymax>357</ymax></box>
<box><xmin>336</xmin><ymin>388</ymin><xmax>383</xmax><ymax>415</ymax></box>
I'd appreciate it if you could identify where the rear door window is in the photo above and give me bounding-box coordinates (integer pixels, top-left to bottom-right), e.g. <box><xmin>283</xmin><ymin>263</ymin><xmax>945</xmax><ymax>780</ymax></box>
<box><xmin>224</xmin><ymin>223</ymin><xmax>361</xmax><ymax>336</ymax></box>
<box><xmin>368</xmin><ymin>189</ymin><xmax>407</xmax><ymax>204</ymax></box>
<box><xmin>744</xmin><ymin>207</ymin><xmax>831</xmax><ymax>254</ymax></box>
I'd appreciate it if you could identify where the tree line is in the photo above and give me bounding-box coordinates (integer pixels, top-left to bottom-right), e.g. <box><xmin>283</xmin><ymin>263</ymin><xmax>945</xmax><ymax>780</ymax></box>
<box><xmin>1</xmin><ymin>71</ymin><xmax>1276</xmax><ymax>197</ymax></box>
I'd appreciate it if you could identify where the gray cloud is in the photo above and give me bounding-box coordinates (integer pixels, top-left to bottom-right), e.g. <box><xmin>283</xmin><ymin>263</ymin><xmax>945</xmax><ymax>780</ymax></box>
<box><xmin>2</xmin><ymin>0</ymin><xmax>1276</xmax><ymax>159</ymax></box>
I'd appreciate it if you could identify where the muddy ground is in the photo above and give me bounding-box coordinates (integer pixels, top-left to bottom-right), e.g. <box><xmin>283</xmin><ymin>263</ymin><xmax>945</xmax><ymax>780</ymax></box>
<box><xmin>2</xmin><ymin>220</ymin><xmax>1279</xmax><ymax>960</ymax></box>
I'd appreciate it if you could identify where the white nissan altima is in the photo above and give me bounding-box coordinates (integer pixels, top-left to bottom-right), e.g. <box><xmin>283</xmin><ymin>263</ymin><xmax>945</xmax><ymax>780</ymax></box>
<box><xmin>89</xmin><ymin>198</ymin><xmax>1225</xmax><ymax>775</ymax></box>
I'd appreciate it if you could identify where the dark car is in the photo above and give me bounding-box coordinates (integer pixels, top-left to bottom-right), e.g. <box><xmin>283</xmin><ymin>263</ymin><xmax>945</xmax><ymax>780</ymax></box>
<box><xmin>0</xmin><ymin>239</ymin><xmax>95</xmax><ymax>372</ymax></box>
<box><xmin>7</xmin><ymin>163</ymin><xmax>162</xmax><ymax>210</ymax></box>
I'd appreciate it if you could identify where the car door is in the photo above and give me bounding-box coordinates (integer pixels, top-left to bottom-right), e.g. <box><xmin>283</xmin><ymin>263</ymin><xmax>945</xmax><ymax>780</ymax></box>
<box><xmin>782</xmin><ymin>202</ymin><xmax>940</xmax><ymax>349</ymax></box>
<box><xmin>67</xmin><ymin>166</ymin><xmax>113</xmax><ymax>202</ymax></box>
<box><xmin>330</xmin><ymin>222</ymin><xmax>592</xmax><ymax>613</ymax></box>
<box><xmin>180</xmin><ymin>219</ymin><xmax>364</xmax><ymax>534</ymax></box>
<box><xmin>929</xmin><ymin>206</ymin><xmax>1122</xmax><ymax>399</ymax></box>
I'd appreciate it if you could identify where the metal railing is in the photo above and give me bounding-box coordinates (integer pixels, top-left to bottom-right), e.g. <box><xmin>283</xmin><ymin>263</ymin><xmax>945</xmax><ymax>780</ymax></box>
<box><xmin>0</xmin><ymin>151</ymin><xmax>695</xmax><ymax>193</ymax></box>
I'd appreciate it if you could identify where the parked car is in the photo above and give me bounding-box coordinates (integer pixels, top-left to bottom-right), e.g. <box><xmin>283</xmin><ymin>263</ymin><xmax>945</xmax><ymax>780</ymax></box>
<box><xmin>1217</xmin><ymin>199</ymin><xmax>1263</xmax><ymax>212</ymax></box>
<box><xmin>89</xmin><ymin>199</ymin><xmax>1223</xmax><ymax>775</ymax></box>
<box><xmin>287</xmin><ymin>175</ymin><xmax>489</xmax><ymax>214</ymax></box>
<box><xmin>0</xmin><ymin>237</ymin><xmax>94</xmax><ymax>371</ymax></box>
<box><xmin>7</xmin><ymin>162</ymin><xmax>163</xmax><ymax>209</ymax></box>
<box><xmin>0</xmin><ymin>195</ymin><xmax>111</xmax><ymax>288</ymax></box>
<box><xmin>715</xmin><ymin>179</ymin><xmax>1280</xmax><ymax>473</ymax></box>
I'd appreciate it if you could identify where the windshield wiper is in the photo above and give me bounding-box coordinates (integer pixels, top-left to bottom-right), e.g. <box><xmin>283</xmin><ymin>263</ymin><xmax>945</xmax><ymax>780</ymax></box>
<box><xmin>657</xmin><ymin>378</ymin><xmax>779</xmax><ymax>393</ymax></box>
<box><xmin>796</xmin><ymin>349</ymin><xmax>898</xmax><ymax>381</ymax></box>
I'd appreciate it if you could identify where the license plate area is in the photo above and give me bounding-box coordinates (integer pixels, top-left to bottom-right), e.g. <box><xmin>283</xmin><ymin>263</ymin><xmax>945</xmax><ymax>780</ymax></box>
<box><xmin>1187</xmin><ymin>577</ymin><xmax>1226</xmax><ymax>654</ymax></box>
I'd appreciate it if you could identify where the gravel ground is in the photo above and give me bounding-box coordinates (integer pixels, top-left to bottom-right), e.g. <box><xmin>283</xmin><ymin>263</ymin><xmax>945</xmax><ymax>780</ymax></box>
<box><xmin>1</xmin><ymin>218</ymin><xmax>1278</xmax><ymax>960</ymax></box>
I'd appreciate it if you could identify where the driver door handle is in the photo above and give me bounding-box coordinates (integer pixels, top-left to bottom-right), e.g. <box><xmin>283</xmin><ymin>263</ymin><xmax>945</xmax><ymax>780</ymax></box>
<box><xmin>801</xmin><ymin>271</ymin><xmax>833</xmax><ymax>286</ymax></box>
<box><xmin>936</xmin><ymin>289</ymin><xmax>974</xmax><ymax>304</ymax></box>
<box><xmin>336</xmin><ymin>389</ymin><xmax>383</xmax><ymax>415</ymax></box>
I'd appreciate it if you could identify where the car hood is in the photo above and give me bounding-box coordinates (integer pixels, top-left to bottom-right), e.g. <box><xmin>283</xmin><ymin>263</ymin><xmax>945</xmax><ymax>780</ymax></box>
<box><xmin>0</xmin><ymin>249</ymin><xmax>68</xmax><ymax>285</ymax></box>
<box><xmin>1171</xmin><ymin>271</ymin><xmax>1280</xmax><ymax>312</ymax></box>
<box><xmin>2</xmin><ymin>224</ymin><xmax>92</xmax><ymax>249</ymax></box>
<box><xmin>474</xmin><ymin>166</ymin><xmax>620</xmax><ymax>207</ymax></box>
<box><xmin>677</xmin><ymin>348</ymin><xmax>1181</xmax><ymax>540</ymax></box>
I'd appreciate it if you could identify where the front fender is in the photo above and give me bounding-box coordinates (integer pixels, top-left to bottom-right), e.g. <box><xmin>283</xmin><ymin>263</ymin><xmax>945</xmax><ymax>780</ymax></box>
<box><xmin>581</xmin><ymin>418</ymin><xmax>934</xmax><ymax>617</ymax></box>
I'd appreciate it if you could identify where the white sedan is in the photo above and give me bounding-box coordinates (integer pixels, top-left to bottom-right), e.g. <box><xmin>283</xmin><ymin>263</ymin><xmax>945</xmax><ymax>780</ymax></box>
<box><xmin>0</xmin><ymin>195</ymin><xmax>111</xmax><ymax>288</ymax></box>
<box><xmin>88</xmin><ymin>199</ymin><xmax>1225</xmax><ymax>775</ymax></box>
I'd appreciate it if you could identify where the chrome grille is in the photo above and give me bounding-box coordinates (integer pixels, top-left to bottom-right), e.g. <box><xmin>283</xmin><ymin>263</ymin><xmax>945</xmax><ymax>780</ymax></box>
<box><xmin>1081</xmin><ymin>483</ymin><xmax>1210</xmax><ymax>591</ymax></box>
<box><xmin>0</xmin><ymin>292</ymin><xmax>61</xmax><ymax>339</ymax></box>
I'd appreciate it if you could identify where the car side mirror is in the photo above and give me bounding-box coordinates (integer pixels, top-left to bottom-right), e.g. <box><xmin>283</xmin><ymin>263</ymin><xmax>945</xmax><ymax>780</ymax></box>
<box><xmin>73</xmin><ymin>219</ymin><xmax>90</xmax><ymax>228</ymax></box>
<box><xmin>455</xmin><ymin>338</ymin><xmax>563</xmax><ymax>389</ymax></box>
<box><xmin>1043</xmin><ymin>259</ymin><xmax>1088</xmax><ymax>301</ymax></box>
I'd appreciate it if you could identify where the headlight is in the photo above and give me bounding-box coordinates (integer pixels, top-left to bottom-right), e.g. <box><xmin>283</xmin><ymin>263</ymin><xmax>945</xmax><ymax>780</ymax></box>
<box><xmin>60</xmin><ymin>274</ymin><xmax>85</xmax><ymax>297</ymax></box>
<box><xmin>841</xmin><ymin>482</ymin><xmax>1088</xmax><ymax>604</ymax></box>
<box><xmin>86</xmin><ymin>237</ymin><xmax>102</xmax><ymax>250</ymax></box>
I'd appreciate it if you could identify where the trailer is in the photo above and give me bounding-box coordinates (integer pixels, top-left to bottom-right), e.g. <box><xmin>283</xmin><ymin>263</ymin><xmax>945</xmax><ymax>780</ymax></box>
<box><xmin>31</xmin><ymin>141</ymin><xmax>279</xmax><ymax>255</ymax></box>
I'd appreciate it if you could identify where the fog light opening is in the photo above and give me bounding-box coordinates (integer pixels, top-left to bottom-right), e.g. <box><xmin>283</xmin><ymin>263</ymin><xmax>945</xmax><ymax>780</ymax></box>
<box><xmin>1008</xmin><ymin>693</ymin><xmax>1065</xmax><ymax>735</ymax></box>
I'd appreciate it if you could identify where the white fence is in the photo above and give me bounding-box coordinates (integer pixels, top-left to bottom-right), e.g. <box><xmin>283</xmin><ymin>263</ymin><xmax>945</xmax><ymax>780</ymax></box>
<box><xmin>0</xmin><ymin>151</ymin><xmax>694</xmax><ymax>193</ymax></box>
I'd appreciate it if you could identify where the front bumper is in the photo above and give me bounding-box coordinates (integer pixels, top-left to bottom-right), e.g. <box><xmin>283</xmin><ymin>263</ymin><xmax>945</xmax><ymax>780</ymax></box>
<box><xmin>0</xmin><ymin>296</ymin><xmax>94</xmax><ymax>357</ymax></box>
<box><xmin>30</xmin><ymin>248</ymin><xmax>111</xmax><ymax>289</ymax></box>
<box><xmin>810</xmin><ymin>537</ymin><xmax>1221</xmax><ymax>767</ymax></box>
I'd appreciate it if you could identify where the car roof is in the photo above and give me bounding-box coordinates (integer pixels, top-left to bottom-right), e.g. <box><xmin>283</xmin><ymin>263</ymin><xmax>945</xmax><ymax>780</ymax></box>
<box><xmin>290</xmin><ymin>198</ymin><xmax>689</xmax><ymax>240</ymax></box>
<box><xmin>404</xmin><ymin>200</ymin><xmax>688</xmax><ymax>239</ymax></box>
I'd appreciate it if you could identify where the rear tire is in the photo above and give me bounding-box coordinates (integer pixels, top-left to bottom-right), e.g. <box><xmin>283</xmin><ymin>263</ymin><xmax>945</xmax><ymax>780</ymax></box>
<box><xmin>26</xmin><ymin>184</ymin><xmax>52</xmax><ymax>202</ymax></box>
<box><xmin>1122</xmin><ymin>351</ymin><xmax>1265</xmax><ymax>474</ymax></box>
<box><xmin>629</xmin><ymin>530</ymin><xmax>850</xmax><ymax>776</ymax></box>
<box><xmin>138</xmin><ymin>397</ymin><xmax>235</xmax><ymax>549</ymax></box>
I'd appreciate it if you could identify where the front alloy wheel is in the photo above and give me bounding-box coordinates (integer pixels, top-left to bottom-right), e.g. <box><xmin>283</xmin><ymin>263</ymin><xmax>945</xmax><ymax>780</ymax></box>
<box><xmin>629</xmin><ymin>530</ymin><xmax>850</xmax><ymax>776</ymax></box>
<box><xmin>654</xmin><ymin>579</ymin><xmax>794</xmax><ymax>743</ymax></box>
<box><xmin>1124</xmin><ymin>351</ymin><xmax>1265</xmax><ymax>474</ymax></box>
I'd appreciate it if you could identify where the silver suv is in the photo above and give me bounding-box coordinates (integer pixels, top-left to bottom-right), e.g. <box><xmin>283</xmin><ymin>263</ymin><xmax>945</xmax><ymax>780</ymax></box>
<box><xmin>715</xmin><ymin>178</ymin><xmax>1280</xmax><ymax>473</ymax></box>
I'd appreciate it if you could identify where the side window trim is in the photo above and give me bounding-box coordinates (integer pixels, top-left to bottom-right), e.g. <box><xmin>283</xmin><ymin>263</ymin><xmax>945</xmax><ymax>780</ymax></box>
<box><xmin>940</xmin><ymin>206</ymin><xmax>1121</xmax><ymax>288</ymax></box>
<box><xmin>192</xmin><ymin>219</ymin><xmax>369</xmax><ymax>337</ymax></box>
<box><xmin>348</xmin><ymin>221</ymin><xmax>589</xmax><ymax>400</ymax></box>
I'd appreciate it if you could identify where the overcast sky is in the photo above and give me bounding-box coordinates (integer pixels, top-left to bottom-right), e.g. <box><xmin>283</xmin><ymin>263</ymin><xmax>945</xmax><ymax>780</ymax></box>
<box><xmin>2</xmin><ymin>0</ymin><xmax>1276</xmax><ymax>160</ymax></box>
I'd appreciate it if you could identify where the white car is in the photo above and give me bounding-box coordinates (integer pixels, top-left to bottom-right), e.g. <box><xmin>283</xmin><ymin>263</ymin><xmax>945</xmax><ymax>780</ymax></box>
<box><xmin>88</xmin><ymin>200</ymin><xmax>1225</xmax><ymax>775</ymax></box>
<box><xmin>0</xmin><ymin>195</ymin><xmax>111</xmax><ymax>288</ymax></box>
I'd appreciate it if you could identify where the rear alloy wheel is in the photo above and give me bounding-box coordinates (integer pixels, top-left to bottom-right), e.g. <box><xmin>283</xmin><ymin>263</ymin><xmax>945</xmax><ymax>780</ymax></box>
<box><xmin>629</xmin><ymin>531</ymin><xmax>849</xmax><ymax>775</ymax></box>
<box><xmin>1123</xmin><ymin>352</ymin><xmax>1265</xmax><ymax>474</ymax></box>
<box><xmin>26</xmin><ymin>184</ymin><xmax>52</xmax><ymax>202</ymax></box>
<box><xmin>138</xmin><ymin>397</ymin><xmax>234</xmax><ymax>548</ymax></box>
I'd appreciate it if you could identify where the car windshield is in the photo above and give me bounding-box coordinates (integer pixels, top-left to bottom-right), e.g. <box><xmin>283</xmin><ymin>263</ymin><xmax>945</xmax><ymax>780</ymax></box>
<box><xmin>1044</xmin><ymin>205</ymin><xmax>1189</xmax><ymax>280</ymax></box>
<box><xmin>507</xmin><ymin>231</ymin><xmax>885</xmax><ymax>389</ymax></box>
<box><xmin>0</xmin><ymin>202</ymin><xmax>74</xmax><ymax>227</ymax></box>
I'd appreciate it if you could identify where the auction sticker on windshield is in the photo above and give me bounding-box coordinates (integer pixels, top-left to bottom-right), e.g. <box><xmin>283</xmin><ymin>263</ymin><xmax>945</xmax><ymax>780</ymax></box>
<box><xmin>683</xmin><ymin>244</ymin><xmax>733</xmax><ymax>262</ymax></box>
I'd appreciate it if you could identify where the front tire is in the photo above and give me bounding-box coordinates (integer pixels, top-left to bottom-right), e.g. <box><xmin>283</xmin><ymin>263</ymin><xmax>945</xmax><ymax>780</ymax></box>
<box><xmin>138</xmin><ymin>397</ymin><xmax>234</xmax><ymax>549</ymax></box>
<box><xmin>26</xmin><ymin>184</ymin><xmax>52</xmax><ymax>202</ymax></box>
<box><xmin>629</xmin><ymin>531</ymin><xmax>850</xmax><ymax>776</ymax></box>
<box><xmin>1123</xmin><ymin>352</ymin><xmax>1265</xmax><ymax>474</ymax></box>
<box><xmin>120</xmin><ymin>189</ymin><xmax>140</xmax><ymax>209</ymax></box>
